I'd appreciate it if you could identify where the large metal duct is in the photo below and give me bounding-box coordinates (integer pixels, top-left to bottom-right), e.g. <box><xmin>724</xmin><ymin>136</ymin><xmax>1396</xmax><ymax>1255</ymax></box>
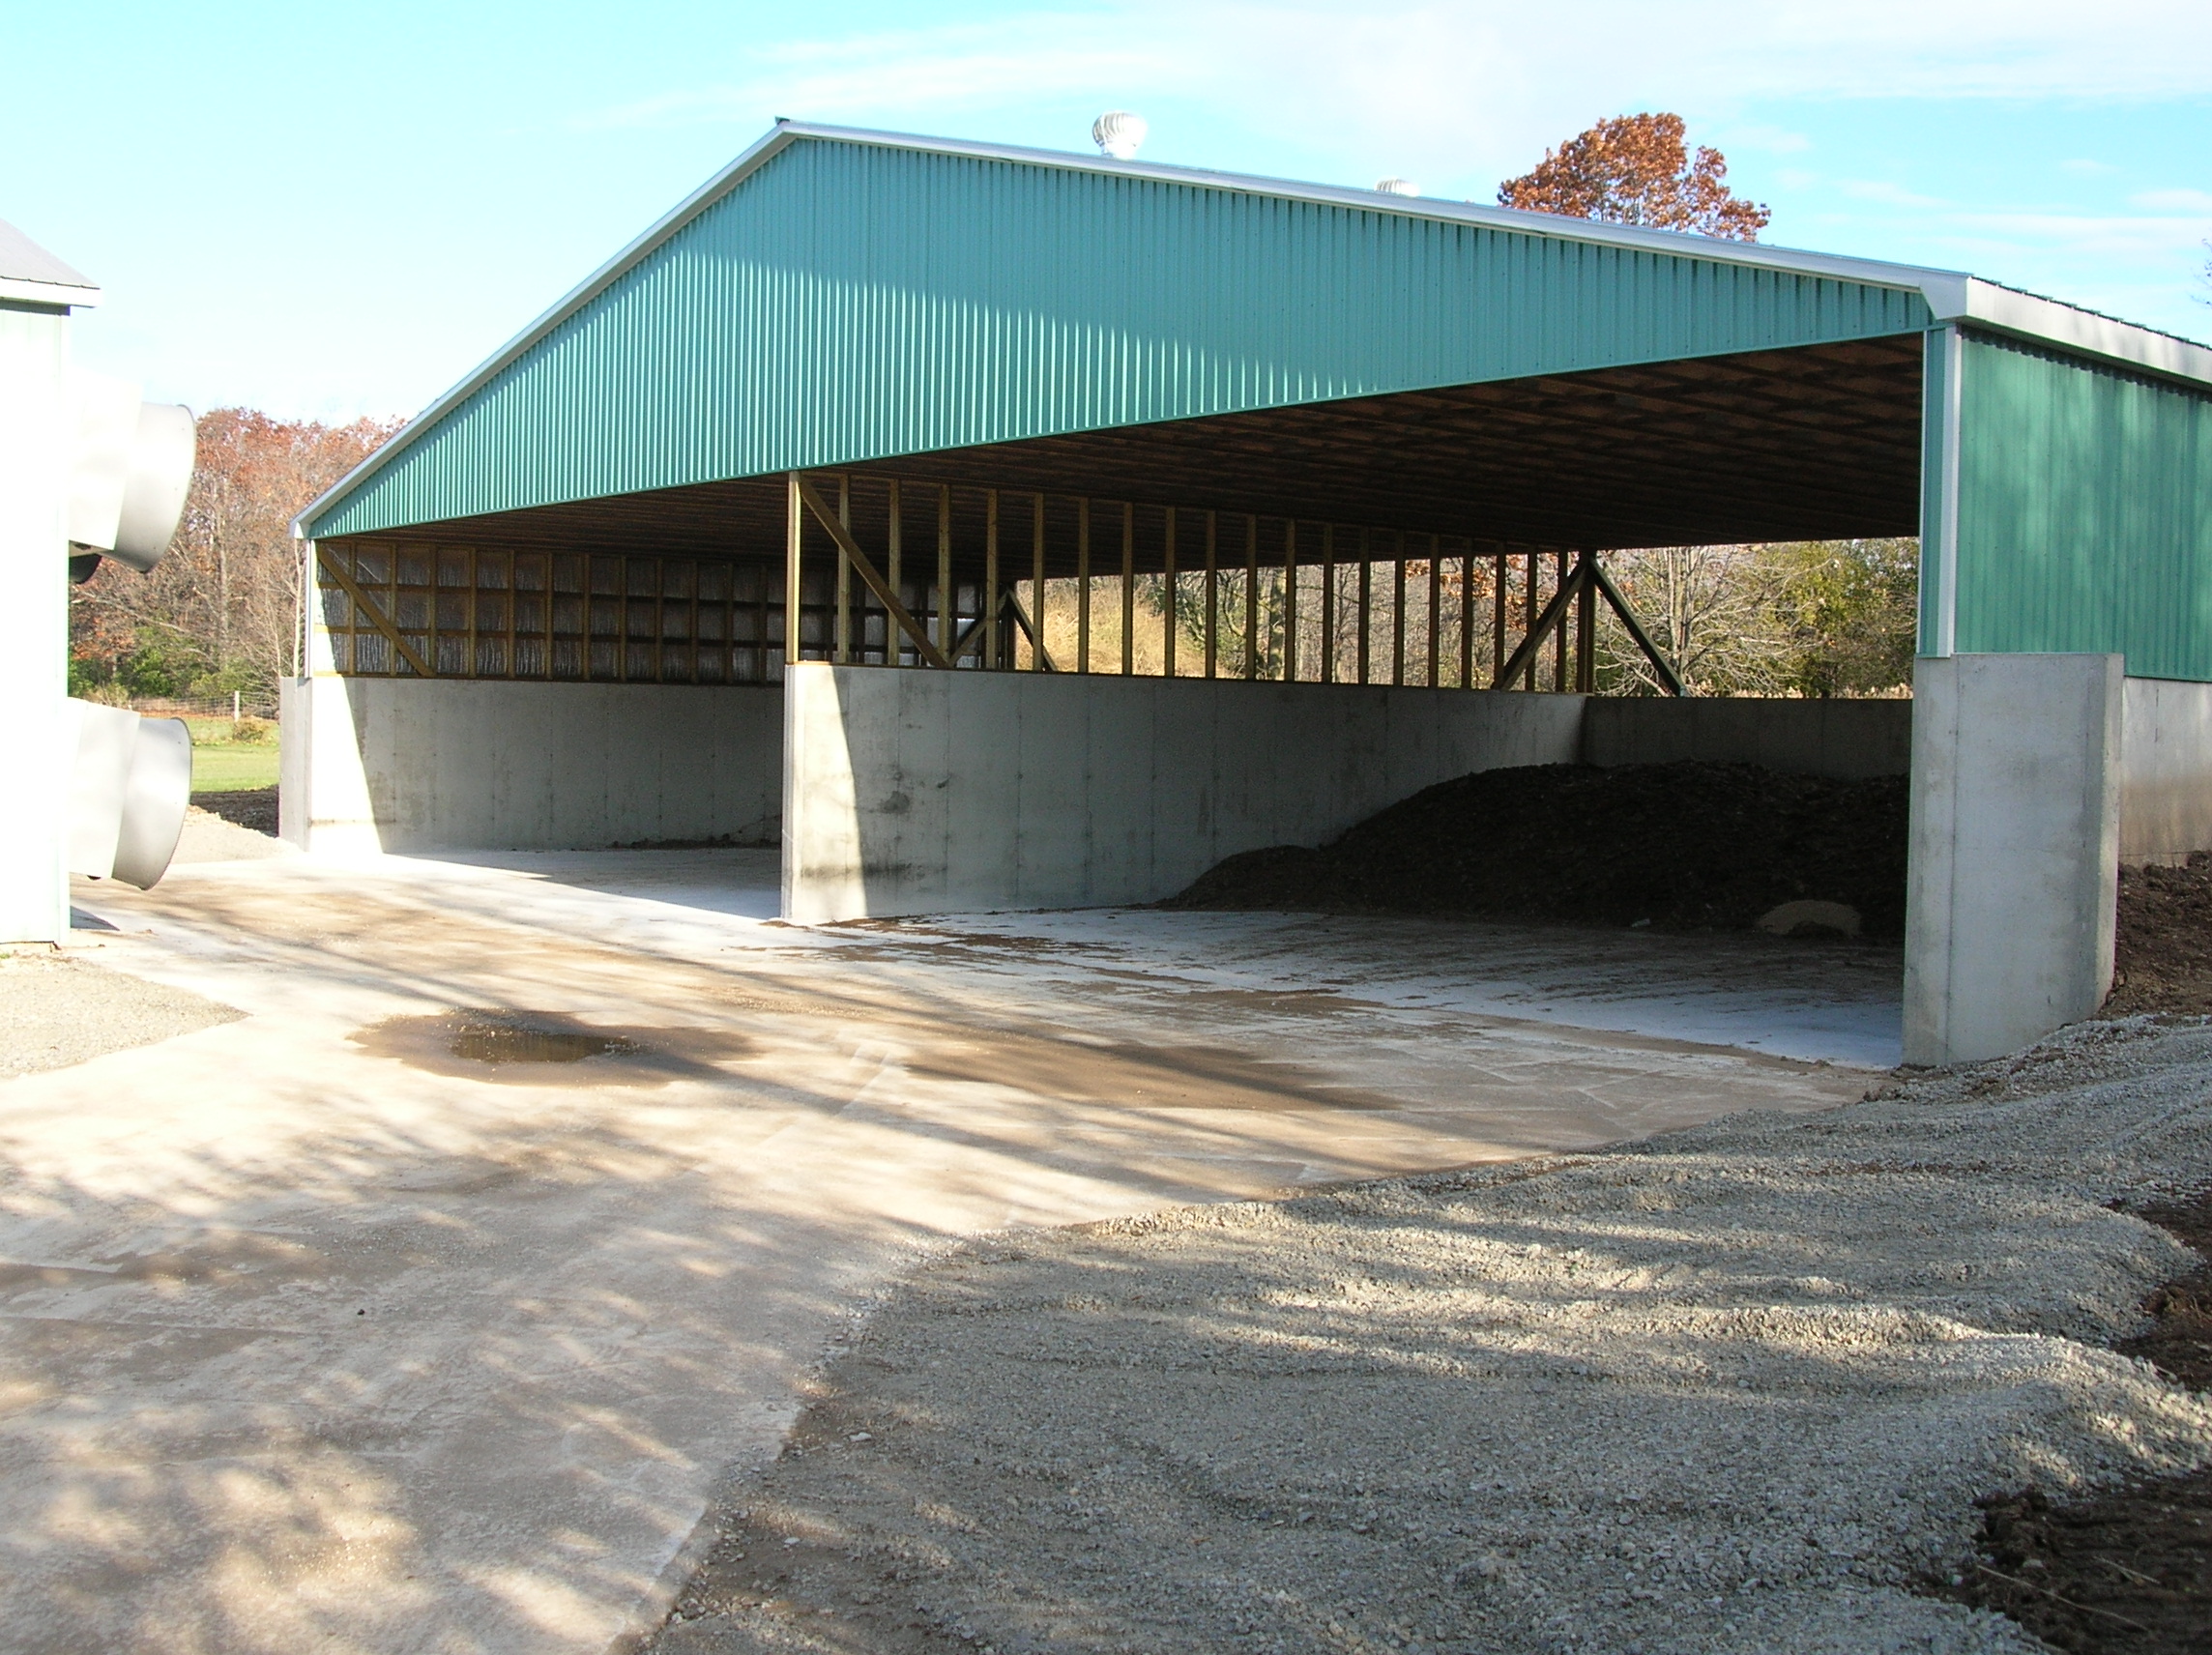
<box><xmin>66</xmin><ymin>701</ymin><xmax>191</xmax><ymax>889</ymax></box>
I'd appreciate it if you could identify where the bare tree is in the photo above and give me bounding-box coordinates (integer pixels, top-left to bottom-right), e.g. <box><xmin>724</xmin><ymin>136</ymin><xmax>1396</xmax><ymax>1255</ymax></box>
<box><xmin>72</xmin><ymin>409</ymin><xmax>398</xmax><ymax>700</ymax></box>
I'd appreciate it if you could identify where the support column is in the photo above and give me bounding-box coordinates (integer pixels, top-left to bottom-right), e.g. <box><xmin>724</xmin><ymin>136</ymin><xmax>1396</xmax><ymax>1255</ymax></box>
<box><xmin>1905</xmin><ymin>653</ymin><xmax>2122</xmax><ymax>1065</ymax></box>
<box><xmin>784</xmin><ymin>472</ymin><xmax>802</xmax><ymax>674</ymax></box>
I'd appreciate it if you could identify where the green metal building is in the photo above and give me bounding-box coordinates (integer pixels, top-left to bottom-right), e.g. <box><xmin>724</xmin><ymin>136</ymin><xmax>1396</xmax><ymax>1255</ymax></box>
<box><xmin>299</xmin><ymin>120</ymin><xmax>2212</xmax><ymax>682</ymax></box>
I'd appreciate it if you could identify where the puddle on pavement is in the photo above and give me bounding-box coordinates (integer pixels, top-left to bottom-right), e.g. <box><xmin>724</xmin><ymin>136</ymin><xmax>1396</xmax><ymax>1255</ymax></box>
<box><xmin>352</xmin><ymin>1009</ymin><xmax>751</xmax><ymax>1088</ymax></box>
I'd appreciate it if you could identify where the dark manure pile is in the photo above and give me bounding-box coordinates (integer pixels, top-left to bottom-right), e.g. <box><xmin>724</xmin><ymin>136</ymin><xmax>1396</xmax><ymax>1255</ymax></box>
<box><xmin>2108</xmin><ymin>853</ymin><xmax>2212</xmax><ymax>1016</ymax></box>
<box><xmin>1166</xmin><ymin>760</ymin><xmax>1908</xmax><ymax>937</ymax></box>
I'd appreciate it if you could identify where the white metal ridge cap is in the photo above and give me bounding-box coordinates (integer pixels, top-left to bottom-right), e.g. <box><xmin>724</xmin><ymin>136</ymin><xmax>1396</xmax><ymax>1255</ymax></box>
<box><xmin>777</xmin><ymin>120</ymin><xmax>1963</xmax><ymax>298</ymax></box>
<box><xmin>1946</xmin><ymin>277</ymin><xmax>2212</xmax><ymax>391</ymax></box>
<box><xmin>0</xmin><ymin>216</ymin><xmax>101</xmax><ymax>308</ymax></box>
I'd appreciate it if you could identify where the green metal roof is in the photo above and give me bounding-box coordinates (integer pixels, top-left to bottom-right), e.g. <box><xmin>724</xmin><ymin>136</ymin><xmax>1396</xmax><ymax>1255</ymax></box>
<box><xmin>299</xmin><ymin>122</ymin><xmax>2212</xmax><ymax>543</ymax></box>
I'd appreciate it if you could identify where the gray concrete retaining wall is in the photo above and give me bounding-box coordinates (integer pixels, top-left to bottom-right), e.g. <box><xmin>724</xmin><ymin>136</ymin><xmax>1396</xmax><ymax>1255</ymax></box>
<box><xmin>279</xmin><ymin>676</ymin><xmax>783</xmax><ymax>853</ymax></box>
<box><xmin>1905</xmin><ymin>653</ymin><xmax>2122</xmax><ymax>1067</ymax></box>
<box><xmin>1582</xmin><ymin>696</ymin><xmax>1911</xmax><ymax>778</ymax></box>
<box><xmin>2119</xmin><ymin>676</ymin><xmax>2212</xmax><ymax>864</ymax></box>
<box><xmin>781</xmin><ymin>666</ymin><xmax>1586</xmax><ymax>921</ymax></box>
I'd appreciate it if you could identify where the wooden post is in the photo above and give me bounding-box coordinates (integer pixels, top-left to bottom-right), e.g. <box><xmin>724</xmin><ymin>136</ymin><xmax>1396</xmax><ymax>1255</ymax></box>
<box><xmin>1491</xmin><ymin>547</ymin><xmax>1506</xmax><ymax>685</ymax></box>
<box><xmin>1281</xmin><ymin>520</ymin><xmax>1298</xmax><ymax>682</ymax></box>
<box><xmin>1077</xmin><ymin>497</ymin><xmax>1091</xmax><ymax>674</ymax></box>
<box><xmin>1204</xmin><ymin>510</ymin><xmax>1218</xmax><ymax>679</ymax></box>
<box><xmin>1391</xmin><ymin>534</ymin><xmax>1407</xmax><ymax>686</ymax></box>
<box><xmin>1522</xmin><ymin>546</ymin><xmax>1538</xmax><ymax>690</ymax></box>
<box><xmin>937</xmin><ymin>484</ymin><xmax>953</xmax><ymax>657</ymax></box>
<box><xmin>1553</xmin><ymin>548</ymin><xmax>1569</xmax><ymax>691</ymax></box>
<box><xmin>1575</xmin><ymin>551</ymin><xmax>1595</xmax><ymax>692</ymax></box>
<box><xmin>984</xmin><ymin>488</ymin><xmax>1000</xmax><ymax>669</ymax></box>
<box><xmin>1162</xmin><ymin>507</ymin><xmax>1177</xmax><ymax>678</ymax></box>
<box><xmin>1321</xmin><ymin>524</ymin><xmax>1336</xmax><ymax>684</ymax></box>
<box><xmin>1031</xmin><ymin>492</ymin><xmax>1046</xmax><ymax>672</ymax></box>
<box><xmin>1356</xmin><ymin>530</ymin><xmax>1372</xmax><ymax>685</ymax></box>
<box><xmin>1243</xmin><ymin>514</ymin><xmax>1260</xmax><ymax>680</ymax></box>
<box><xmin>1120</xmin><ymin>502</ymin><xmax>1135</xmax><ymax>676</ymax></box>
<box><xmin>888</xmin><ymin>479</ymin><xmax>904</xmax><ymax>665</ymax></box>
<box><xmin>784</xmin><ymin>473</ymin><xmax>802</xmax><ymax>675</ymax></box>
<box><xmin>1459</xmin><ymin>542</ymin><xmax>1475</xmax><ymax>689</ymax></box>
<box><xmin>834</xmin><ymin>475</ymin><xmax>852</xmax><ymax>663</ymax></box>
<box><xmin>1427</xmin><ymin>536</ymin><xmax>1441</xmax><ymax>688</ymax></box>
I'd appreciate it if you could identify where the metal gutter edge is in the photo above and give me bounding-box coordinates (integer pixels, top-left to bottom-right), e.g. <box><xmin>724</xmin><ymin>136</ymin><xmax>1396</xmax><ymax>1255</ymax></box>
<box><xmin>0</xmin><ymin>275</ymin><xmax>100</xmax><ymax>308</ymax></box>
<box><xmin>1936</xmin><ymin>278</ymin><xmax>2212</xmax><ymax>392</ymax></box>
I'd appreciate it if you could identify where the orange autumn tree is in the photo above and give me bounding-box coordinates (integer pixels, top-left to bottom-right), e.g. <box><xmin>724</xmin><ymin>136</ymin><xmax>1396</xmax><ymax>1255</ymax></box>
<box><xmin>1498</xmin><ymin>112</ymin><xmax>1770</xmax><ymax>241</ymax></box>
<box><xmin>71</xmin><ymin>408</ymin><xmax>400</xmax><ymax>702</ymax></box>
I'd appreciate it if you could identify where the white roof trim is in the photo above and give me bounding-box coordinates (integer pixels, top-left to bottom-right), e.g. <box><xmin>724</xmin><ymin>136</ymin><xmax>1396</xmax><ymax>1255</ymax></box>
<box><xmin>296</xmin><ymin>121</ymin><xmax>2212</xmax><ymax>537</ymax></box>
<box><xmin>1941</xmin><ymin>278</ymin><xmax>2212</xmax><ymax>386</ymax></box>
<box><xmin>0</xmin><ymin>274</ymin><xmax>100</xmax><ymax>308</ymax></box>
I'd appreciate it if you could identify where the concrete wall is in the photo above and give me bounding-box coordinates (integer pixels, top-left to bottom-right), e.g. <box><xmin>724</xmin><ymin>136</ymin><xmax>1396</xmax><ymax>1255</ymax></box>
<box><xmin>782</xmin><ymin>665</ymin><xmax>1587</xmax><ymax>921</ymax></box>
<box><xmin>1582</xmin><ymin>696</ymin><xmax>1910</xmax><ymax>778</ymax></box>
<box><xmin>279</xmin><ymin>675</ymin><xmax>783</xmax><ymax>854</ymax></box>
<box><xmin>2118</xmin><ymin>676</ymin><xmax>2212</xmax><ymax>864</ymax></box>
<box><xmin>0</xmin><ymin>305</ymin><xmax>73</xmax><ymax>944</ymax></box>
<box><xmin>1905</xmin><ymin>653</ymin><xmax>2122</xmax><ymax>1067</ymax></box>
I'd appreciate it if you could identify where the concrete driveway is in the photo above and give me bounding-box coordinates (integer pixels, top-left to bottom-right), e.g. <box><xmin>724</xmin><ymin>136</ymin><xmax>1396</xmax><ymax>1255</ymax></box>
<box><xmin>0</xmin><ymin>845</ymin><xmax>1893</xmax><ymax>1655</ymax></box>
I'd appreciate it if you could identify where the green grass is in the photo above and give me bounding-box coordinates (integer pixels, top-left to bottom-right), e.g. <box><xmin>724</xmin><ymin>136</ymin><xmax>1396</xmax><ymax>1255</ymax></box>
<box><xmin>190</xmin><ymin>740</ymin><xmax>279</xmax><ymax>794</ymax></box>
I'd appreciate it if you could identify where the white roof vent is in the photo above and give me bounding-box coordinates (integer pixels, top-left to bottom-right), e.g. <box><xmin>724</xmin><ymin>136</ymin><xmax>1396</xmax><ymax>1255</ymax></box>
<box><xmin>1092</xmin><ymin>111</ymin><xmax>1148</xmax><ymax>160</ymax></box>
<box><xmin>1375</xmin><ymin>177</ymin><xmax>1419</xmax><ymax>196</ymax></box>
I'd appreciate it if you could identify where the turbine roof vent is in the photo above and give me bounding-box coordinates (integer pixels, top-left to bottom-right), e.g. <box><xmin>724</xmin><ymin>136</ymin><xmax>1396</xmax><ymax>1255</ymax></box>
<box><xmin>1092</xmin><ymin>111</ymin><xmax>1148</xmax><ymax>160</ymax></box>
<box><xmin>1375</xmin><ymin>177</ymin><xmax>1419</xmax><ymax>196</ymax></box>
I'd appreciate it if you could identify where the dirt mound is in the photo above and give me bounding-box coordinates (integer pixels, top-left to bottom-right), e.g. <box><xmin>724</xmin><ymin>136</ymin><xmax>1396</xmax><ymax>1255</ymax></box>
<box><xmin>1169</xmin><ymin>760</ymin><xmax>1909</xmax><ymax>937</ymax></box>
<box><xmin>1941</xmin><ymin>1188</ymin><xmax>2212</xmax><ymax>1652</ymax></box>
<box><xmin>2109</xmin><ymin>855</ymin><xmax>2212</xmax><ymax>1016</ymax></box>
<box><xmin>192</xmin><ymin>786</ymin><xmax>277</xmax><ymax>836</ymax></box>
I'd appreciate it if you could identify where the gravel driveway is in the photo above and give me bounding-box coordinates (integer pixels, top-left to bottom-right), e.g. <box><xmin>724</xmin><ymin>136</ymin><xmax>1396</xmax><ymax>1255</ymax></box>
<box><xmin>651</xmin><ymin>1018</ymin><xmax>2212</xmax><ymax>1655</ymax></box>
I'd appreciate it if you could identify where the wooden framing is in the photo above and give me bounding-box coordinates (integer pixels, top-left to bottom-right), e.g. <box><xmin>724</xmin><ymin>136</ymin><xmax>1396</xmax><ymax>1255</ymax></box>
<box><xmin>1321</xmin><ymin>524</ymin><xmax>1337</xmax><ymax>684</ymax></box>
<box><xmin>1204</xmin><ymin>510</ymin><xmax>1218</xmax><ymax>679</ymax></box>
<box><xmin>1162</xmin><ymin>507</ymin><xmax>1178</xmax><ymax>678</ymax></box>
<box><xmin>795</xmin><ymin>475</ymin><xmax>951</xmax><ymax>669</ymax></box>
<box><xmin>1356</xmin><ymin>533</ymin><xmax>1372</xmax><ymax>685</ymax></box>
<box><xmin>319</xmin><ymin>471</ymin><xmax>1689</xmax><ymax>700</ymax></box>
<box><xmin>1242</xmin><ymin>514</ymin><xmax>1260</xmax><ymax>680</ymax></box>
<box><xmin>1076</xmin><ymin>497</ymin><xmax>1092</xmax><ymax>674</ymax></box>
<box><xmin>1120</xmin><ymin>502</ymin><xmax>1135</xmax><ymax>677</ymax></box>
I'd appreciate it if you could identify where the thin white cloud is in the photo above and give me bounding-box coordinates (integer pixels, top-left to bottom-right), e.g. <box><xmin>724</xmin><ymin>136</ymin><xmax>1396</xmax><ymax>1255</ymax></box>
<box><xmin>571</xmin><ymin>1</ymin><xmax>2212</xmax><ymax>196</ymax></box>
<box><xmin>2134</xmin><ymin>188</ymin><xmax>2212</xmax><ymax>213</ymax></box>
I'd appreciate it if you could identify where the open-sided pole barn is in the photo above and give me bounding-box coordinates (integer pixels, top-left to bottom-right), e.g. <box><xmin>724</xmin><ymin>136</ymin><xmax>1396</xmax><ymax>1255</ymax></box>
<box><xmin>289</xmin><ymin>122</ymin><xmax>2212</xmax><ymax>1067</ymax></box>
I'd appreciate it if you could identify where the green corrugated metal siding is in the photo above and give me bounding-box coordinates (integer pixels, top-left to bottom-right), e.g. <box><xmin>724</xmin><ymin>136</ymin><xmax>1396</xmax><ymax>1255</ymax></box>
<box><xmin>310</xmin><ymin>137</ymin><xmax>1932</xmax><ymax>539</ymax></box>
<box><xmin>1953</xmin><ymin>331</ymin><xmax>2212</xmax><ymax>678</ymax></box>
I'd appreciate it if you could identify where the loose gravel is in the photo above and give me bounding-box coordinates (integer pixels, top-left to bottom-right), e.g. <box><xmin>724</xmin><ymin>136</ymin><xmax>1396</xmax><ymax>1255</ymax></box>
<box><xmin>650</xmin><ymin>1018</ymin><xmax>2212</xmax><ymax>1655</ymax></box>
<box><xmin>0</xmin><ymin>949</ymin><xmax>242</xmax><ymax>1079</ymax></box>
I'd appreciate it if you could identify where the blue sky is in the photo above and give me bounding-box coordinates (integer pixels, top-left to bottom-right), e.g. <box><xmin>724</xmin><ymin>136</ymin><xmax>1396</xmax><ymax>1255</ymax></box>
<box><xmin>7</xmin><ymin>0</ymin><xmax>2208</xmax><ymax>421</ymax></box>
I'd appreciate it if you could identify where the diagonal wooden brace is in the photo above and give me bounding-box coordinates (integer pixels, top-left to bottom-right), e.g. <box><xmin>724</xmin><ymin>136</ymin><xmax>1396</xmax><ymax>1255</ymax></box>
<box><xmin>1494</xmin><ymin>560</ymin><xmax>1586</xmax><ymax>689</ymax></box>
<box><xmin>315</xmin><ymin>546</ymin><xmax>433</xmax><ymax>679</ymax></box>
<box><xmin>795</xmin><ymin>476</ymin><xmax>951</xmax><ymax>669</ymax></box>
<box><xmin>1001</xmin><ymin>589</ymin><xmax>1057</xmax><ymax>672</ymax></box>
<box><xmin>1585</xmin><ymin>557</ymin><xmax>1684</xmax><ymax>695</ymax></box>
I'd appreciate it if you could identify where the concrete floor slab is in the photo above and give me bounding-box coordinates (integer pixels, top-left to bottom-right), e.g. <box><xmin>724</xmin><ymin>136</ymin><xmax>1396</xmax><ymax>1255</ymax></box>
<box><xmin>1</xmin><ymin>850</ymin><xmax>1891</xmax><ymax>1655</ymax></box>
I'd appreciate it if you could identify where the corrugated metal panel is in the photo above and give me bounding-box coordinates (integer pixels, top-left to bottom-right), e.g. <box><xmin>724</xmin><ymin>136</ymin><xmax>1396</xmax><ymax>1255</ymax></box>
<box><xmin>310</xmin><ymin>137</ymin><xmax>1932</xmax><ymax>539</ymax></box>
<box><xmin>1954</xmin><ymin>331</ymin><xmax>2212</xmax><ymax>679</ymax></box>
